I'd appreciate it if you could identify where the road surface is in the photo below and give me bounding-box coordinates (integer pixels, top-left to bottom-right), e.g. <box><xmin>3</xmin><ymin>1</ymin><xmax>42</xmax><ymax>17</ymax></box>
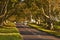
<box><xmin>16</xmin><ymin>25</ymin><xmax>60</xmax><ymax>40</ymax></box>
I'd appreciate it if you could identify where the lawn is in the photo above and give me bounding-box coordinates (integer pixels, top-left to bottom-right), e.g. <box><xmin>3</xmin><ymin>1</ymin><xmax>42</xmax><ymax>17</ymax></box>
<box><xmin>0</xmin><ymin>35</ymin><xmax>22</xmax><ymax>40</ymax></box>
<box><xmin>0</xmin><ymin>27</ymin><xmax>19</xmax><ymax>33</ymax></box>
<box><xmin>28</xmin><ymin>24</ymin><xmax>60</xmax><ymax>37</ymax></box>
<box><xmin>0</xmin><ymin>27</ymin><xmax>23</xmax><ymax>40</ymax></box>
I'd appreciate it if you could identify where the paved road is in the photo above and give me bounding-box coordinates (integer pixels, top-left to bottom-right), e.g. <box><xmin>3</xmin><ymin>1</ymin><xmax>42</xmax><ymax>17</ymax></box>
<box><xmin>17</xmin><ymin>25</ymin><xmax>60</xmax><ymax>40</ymax></box>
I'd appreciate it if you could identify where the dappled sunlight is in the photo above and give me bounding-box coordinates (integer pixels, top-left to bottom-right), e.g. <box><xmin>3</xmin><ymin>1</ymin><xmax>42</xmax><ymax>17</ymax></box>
<box><xmin>29</xmin><ymin>24</ymin><xmax>60</xmax><ymax>37</ymax></box>
<box><xmin>0</xmin><ymin>0</ymin><xmax>60</xmax><ymax>40</ymax></box>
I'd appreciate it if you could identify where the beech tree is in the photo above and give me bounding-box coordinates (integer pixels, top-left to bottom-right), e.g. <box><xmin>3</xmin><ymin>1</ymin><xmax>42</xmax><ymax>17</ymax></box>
<box><xmin>0</xmin><ymin>0</ymin><xmax>18</xmax><ymax>26</ymax></box>
<box><xmin>0</xmin><ymin>0</ymin><xmax>60</xmax><ymax>30</ymax></box>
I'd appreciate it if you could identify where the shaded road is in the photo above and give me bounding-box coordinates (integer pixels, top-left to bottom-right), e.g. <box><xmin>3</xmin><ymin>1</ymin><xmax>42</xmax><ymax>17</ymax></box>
<box><xmin>17</xmin><ymin>25</ymin><xmax>60</xmax><ymax>40</ymax></box>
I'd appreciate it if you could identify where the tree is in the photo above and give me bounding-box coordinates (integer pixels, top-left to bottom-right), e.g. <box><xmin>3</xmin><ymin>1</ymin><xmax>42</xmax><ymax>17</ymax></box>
<box><xmin>24</xmin><ymin>0</ymin><xmax>60</xmax><ymax>30</ymax></box>
<box><xmin>0</xmin><ymin>0</ymin><xmax>18</xmax><ymax>26</ymax></box>
<box><xmin>40</xmin><ymin>0</ymin><xmax>60</xmax><ymax>30</ymax></box>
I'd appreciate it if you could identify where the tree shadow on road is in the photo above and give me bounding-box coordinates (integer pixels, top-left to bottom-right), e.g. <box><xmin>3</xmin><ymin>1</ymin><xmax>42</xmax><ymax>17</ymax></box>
<box><xmin>24</xmin><ymin>38</ymin><xmax>53</xmax><ymax>40</ymax></box>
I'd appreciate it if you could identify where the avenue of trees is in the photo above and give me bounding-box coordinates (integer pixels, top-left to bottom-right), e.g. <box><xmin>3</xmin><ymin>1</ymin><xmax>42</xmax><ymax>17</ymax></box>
<box><xmin>0</xmin><ymin>0</ymin><xmax>60</xmax><ymax>30</ymax></box>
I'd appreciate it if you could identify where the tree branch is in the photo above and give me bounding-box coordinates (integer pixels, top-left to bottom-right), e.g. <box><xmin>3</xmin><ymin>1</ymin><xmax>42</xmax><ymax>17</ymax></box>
<box><xmin>0</xmin><ymin>0</ymin><xmax>9</xmax><ymax>18</ymax></box>
<box><xmin>41</xmin><ymin>7</ymin><xmax>49</xmax><ymax>18</ymax></box>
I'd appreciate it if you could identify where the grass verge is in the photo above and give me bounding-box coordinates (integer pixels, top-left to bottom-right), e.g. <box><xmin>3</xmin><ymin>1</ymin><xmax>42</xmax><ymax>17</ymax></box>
<box><xmin>0</xmin><ymin>27</ymin><xmax>19</xmax><ymax>33</ymax></box>
<box><xmin>28</xmin><ymin>24</ymin><xmax>60</xmax><ymax>37</ymax></box>
<box><xmin>0</xmin><ymin>27</ymin><xmax>23</xmax><ymax>40</ymax></box>
<box><xmin>0</xmin><ymin>35</ymin><xmax>22</xmax><ymax>40</ymax></box>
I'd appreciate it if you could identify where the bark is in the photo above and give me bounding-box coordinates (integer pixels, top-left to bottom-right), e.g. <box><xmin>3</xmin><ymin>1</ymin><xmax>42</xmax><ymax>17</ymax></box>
<box><xmin>50</xmin><ymin>22</ymin><xmax>54</xmax><ymax>30</ymax></box>
<box><xmin>0</xmin><ymin>0</ymin><xmax>9</xmax><ymax>26</ymax></box>
<box><xmin>0</xmin><ymin>18</ymin><xmax>3</xmax><ymax>26</ymax></box>
<box><xmin>46</xmin><ymin>18</ymin><xmax>54</xmax><ymax>30</ymax></box>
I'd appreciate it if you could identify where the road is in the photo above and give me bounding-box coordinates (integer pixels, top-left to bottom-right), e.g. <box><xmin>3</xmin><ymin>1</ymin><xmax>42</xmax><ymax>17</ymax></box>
<box><xmin>16</xmin><ymin>25</ymin><xmax>60</xmax><ymax>40</ymax></box>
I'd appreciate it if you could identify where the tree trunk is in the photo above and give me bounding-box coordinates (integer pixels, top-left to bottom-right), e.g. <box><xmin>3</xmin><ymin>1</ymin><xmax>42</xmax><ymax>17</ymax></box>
<box><xmin>0</xmin><ymin>18</ymin><xmax>4</xmax><ymax>27</ymax></box>
<box><xmin>50</xmin><ymin>22</ymin><xmax>54</xmax><ymax>30</ymax></box>
<box><xmin>47</xmin><ymin>18</ymin><xmax>54</xmax><ymax>30</ymax></box>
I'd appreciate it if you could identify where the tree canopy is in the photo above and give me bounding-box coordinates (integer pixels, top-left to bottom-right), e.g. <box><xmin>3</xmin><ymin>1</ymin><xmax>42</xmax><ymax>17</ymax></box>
<box><xmin>0</xmin><ymin>0</ymin><xmax>60</xmax><ymax>30</ymax></box>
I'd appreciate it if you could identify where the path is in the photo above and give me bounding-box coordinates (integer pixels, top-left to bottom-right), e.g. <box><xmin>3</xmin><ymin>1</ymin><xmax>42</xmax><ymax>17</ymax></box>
<box><xmin>17</xmin><ymin>25</ymin><xmax>60</xmax><ymax>40</ymax></box>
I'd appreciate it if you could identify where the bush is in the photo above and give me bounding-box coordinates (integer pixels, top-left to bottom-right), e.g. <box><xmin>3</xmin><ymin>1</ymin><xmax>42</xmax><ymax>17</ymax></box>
<box><xmin>4</xmin><ymin>22</ymin><xmax>16</xmax><ymax>27</ymax></box>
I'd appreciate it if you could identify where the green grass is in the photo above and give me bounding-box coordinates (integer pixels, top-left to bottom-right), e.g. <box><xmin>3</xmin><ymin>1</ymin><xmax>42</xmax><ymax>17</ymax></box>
<box><xmin>54</xmin><ymin>25</ymin><xmax>60</xmax><ymax>29</ymax></box>
<box><xmin>0</xmin><ymin>22</ymin><xmax>23</xmax><ymax>40</ymax></box>
<box><xmin>0</xmin><ymin>27</ymin><xmax>19</xmax><ymax>33</ymax></box>
<box><xmin>28</xmin><ymin>24</ymin><xmax>60</xmax><ymax>37</ymax></box>
<box><xmin>0</xmin><ymin>35</ymin><xmax>22</xmax><ymax>40</ymax></box>
<box><xmin>0</xmin><ymin>27</ymin><xmax>23</xmax><ymax>40</ymax></box>
<box><xmin>4</xmin><ymin>21</ymin><xmax>16</xmax><ymax>27</ymax></box>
